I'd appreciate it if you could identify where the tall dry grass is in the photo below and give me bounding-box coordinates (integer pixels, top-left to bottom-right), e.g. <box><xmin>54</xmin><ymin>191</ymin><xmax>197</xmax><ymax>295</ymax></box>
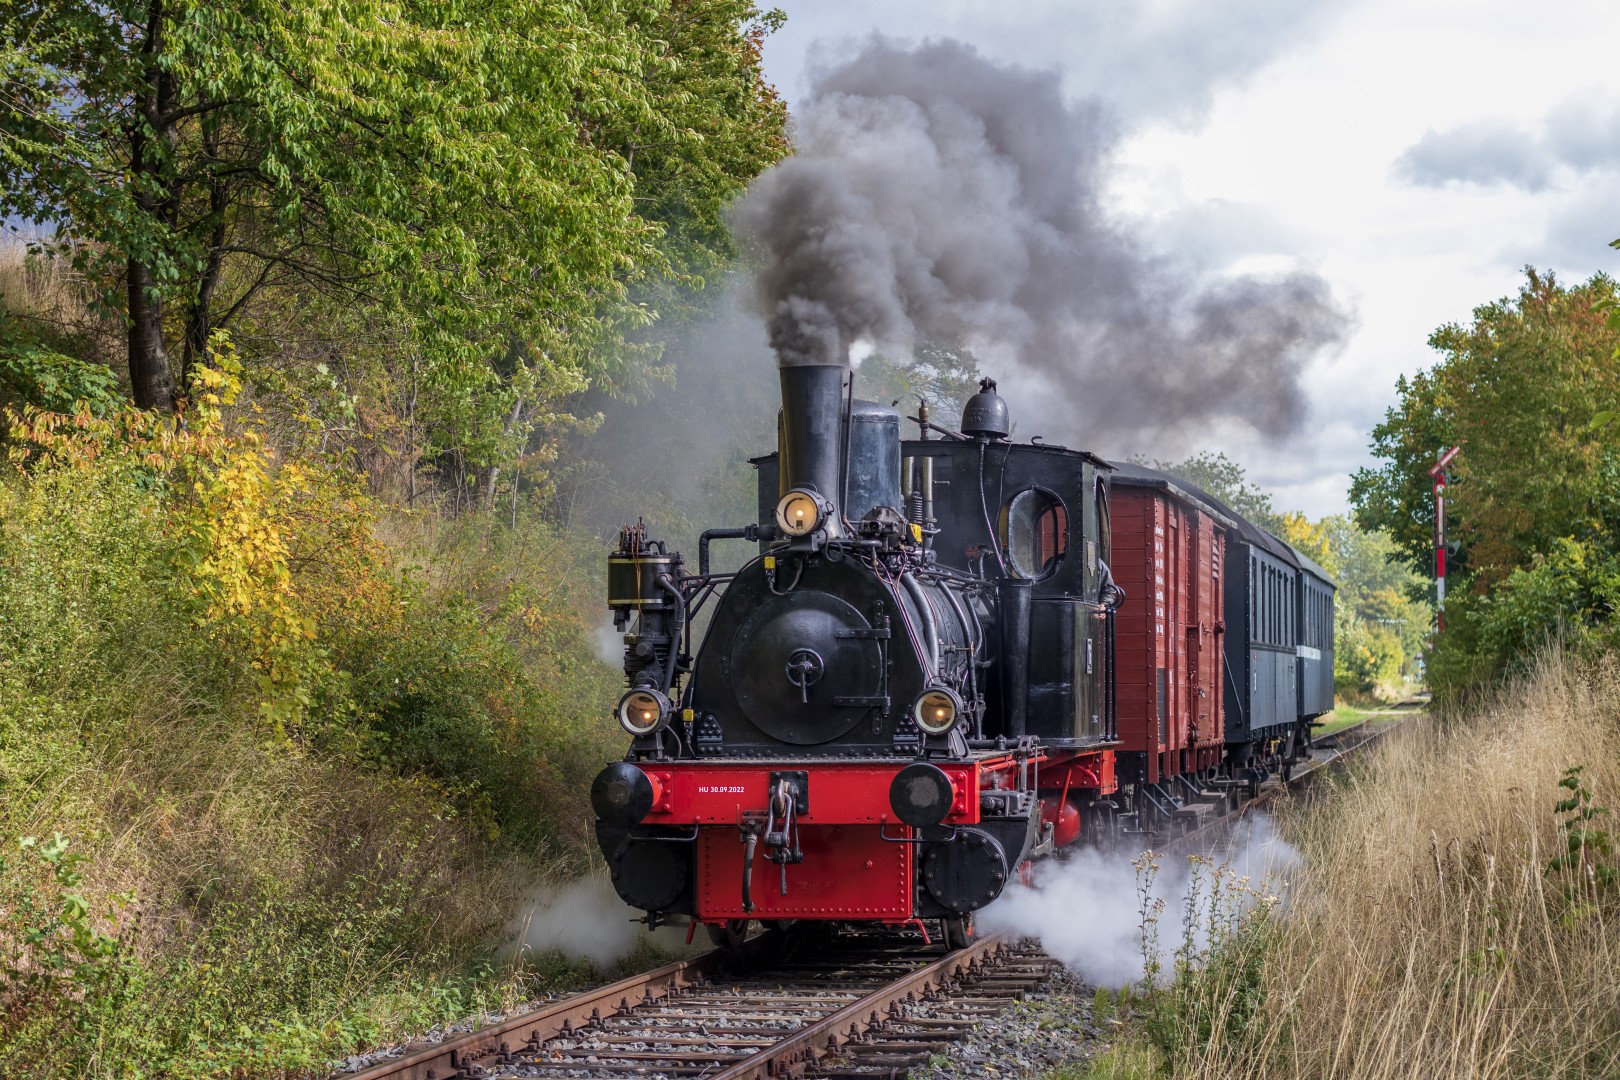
<box><xmin>1160</xmin><ymin>651</ymin><xmax>1620</xmax><ymax>1079</ymax></box>
<box><xmin>0</xmin><ymin>236</ymin><xmax>115</xmax><ymax>348</ymax></box>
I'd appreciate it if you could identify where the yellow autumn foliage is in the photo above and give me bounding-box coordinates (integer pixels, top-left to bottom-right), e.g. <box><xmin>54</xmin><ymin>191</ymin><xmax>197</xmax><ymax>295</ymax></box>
<box><xmin>8</xmin><ymin>335</ymin><xmax>373</xmax><ymax>737</ymax></box>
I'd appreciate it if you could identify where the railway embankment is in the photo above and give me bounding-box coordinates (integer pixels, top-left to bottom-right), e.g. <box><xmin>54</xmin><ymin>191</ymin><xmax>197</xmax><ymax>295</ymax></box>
<box><xmin>0</xmin><ymin>443</ymin><xmax>637</xmax><ymax>1077</ymax></box>
<box><xmin>1060</xmin><ymin>653</ymin><xmax>1620</xmax><ymax>1080</ymax></box>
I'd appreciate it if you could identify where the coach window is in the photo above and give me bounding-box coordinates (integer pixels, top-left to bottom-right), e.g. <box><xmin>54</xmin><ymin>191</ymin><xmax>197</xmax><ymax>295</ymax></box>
<box><xmin>1267</xmin><ymin>568</ymin><xmax>1276</xmax><ymax>644</ymax></box>
<box><xmin>1003</xmin><ymin>488</ymin><xmax>1068</xmax><ymax>581</ymax></box>
<box><xmin>1260</xmin><ymin>566</ymin><xmax>1269</xmax><ymax>644</ymax></box>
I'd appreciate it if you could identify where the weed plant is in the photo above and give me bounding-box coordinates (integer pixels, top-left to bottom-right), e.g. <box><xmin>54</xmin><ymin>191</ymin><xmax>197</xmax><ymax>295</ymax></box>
<box><xmin>1123</xmin><ymin>650</ymin><xmax>1620</xmax><ymax>1079</ymax></box>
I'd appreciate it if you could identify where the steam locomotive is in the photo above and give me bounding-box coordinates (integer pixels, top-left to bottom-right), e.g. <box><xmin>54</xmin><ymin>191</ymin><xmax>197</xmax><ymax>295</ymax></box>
<box><xmin>591</xmin><ymin>368</ymin><xmax>1333</xmax><ymax>946</ymax></box>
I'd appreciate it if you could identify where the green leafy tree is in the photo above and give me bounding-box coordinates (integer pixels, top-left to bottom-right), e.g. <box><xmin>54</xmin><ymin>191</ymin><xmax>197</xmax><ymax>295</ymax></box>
<box><xmin>1351</xmin><ymin>270</ymin><xmax>1620</xmax><ymax>583</ymax></box>
<box><xmin>1143</xmin><ymin>450</ymin><xmax>1285</xmax><ymax>532</ymax></box>
<box><xmin>1350</xmin><ymin>270</ymin><xmax>1620</xmax><ymax>696</ymax></box>
<box><xmin>593</xmin><ymin>1</ymin><xmax>788</xmax><ymax>332</ymax></box>
<box><xmin>1</xmin><ymin>0</ymin><xmax>788</xmax><ymax>429</ymax></box>
<box><xmin>1335</xmin><ymin>615</ymin><xmax>1403</xmax><ymax>696</ymax></box>
<box><xmin>1320</xmin><ymin>517</ymin><xmax>1431</xmax><ymax>696</ymax></box>
<box><xmin>1323</xmin><ymin>516</ymin><xmax>1430</xmax><ymax>661</ymax></box>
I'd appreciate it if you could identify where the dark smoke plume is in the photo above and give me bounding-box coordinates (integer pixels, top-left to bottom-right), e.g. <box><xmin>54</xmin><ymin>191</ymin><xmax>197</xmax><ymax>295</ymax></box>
<box><xmin>729</xmin><ymin>37</ymin><xmax>1350</xmax><ymax>444</ymax></box>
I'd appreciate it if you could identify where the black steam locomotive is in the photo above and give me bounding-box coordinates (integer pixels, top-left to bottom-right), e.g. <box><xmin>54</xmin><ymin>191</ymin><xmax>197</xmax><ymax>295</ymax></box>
<box><xmin>592</xmin><ymin>367</ymin><xmax>1118</xmax><ymax>947</ymax></box>
<box><xmin>591</xmin><ymin>366</ymin><xmax>1334</xmax><ymax>946</ymax></box>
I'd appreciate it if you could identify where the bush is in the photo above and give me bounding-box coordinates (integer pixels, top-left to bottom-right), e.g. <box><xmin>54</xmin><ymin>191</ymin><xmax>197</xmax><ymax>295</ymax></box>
<box><xmin>1334</xmin><ymin>614</ymin><xmax>1404</xmax><ymax>700</ymax></box>
<box><xmin>1423</xmin><ymin>537</ymin><xmax>1620</xmax><ymax>707</ymax></box>
<box><xmin>0</xmin><ymin>361</ymin><xmax>628</xmax><ymax>1072</ymax></box>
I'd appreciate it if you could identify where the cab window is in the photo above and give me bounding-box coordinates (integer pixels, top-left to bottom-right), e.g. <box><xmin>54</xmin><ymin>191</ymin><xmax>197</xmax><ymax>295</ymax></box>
<box><xmin>1003</xmin><ymin>488</ymin><xmax>1068</xmax><ymax>580</ymax></box>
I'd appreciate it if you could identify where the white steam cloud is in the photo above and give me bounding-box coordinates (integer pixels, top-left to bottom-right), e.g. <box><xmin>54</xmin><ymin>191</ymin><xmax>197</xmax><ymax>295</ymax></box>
<box><xmin>980</xmin><ymin>814</ymin><xmax>1299</xmax><ymax>987</ymax></box>
<box><xmin>594</xmin><ymin>619</ymin><xmax>625</xmax><ymax>669</ymax></box>
<box><xmin>508</xmin><ymin>874</ymin><xmax>690</xmax><ymax>967</ymax></box>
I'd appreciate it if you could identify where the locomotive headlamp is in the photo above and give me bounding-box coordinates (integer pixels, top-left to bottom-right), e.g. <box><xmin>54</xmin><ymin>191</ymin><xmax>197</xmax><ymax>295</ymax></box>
<box><xmin>912</xmin><ymin>686</ymin><xmax>962</xmax><ymax>735</ymax></box>
<box><xmin>617</xmin><ymin>687</ymin><xmax>672</xmax><ymax>736</ymax></box>
<box><xmin>775</xmin><ymin>488</ymin><xmax>828</xmax><ymax>538</ymax></box>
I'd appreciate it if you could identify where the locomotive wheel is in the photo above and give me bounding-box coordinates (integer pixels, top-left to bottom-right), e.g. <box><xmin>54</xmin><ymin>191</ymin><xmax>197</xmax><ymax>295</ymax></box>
<box><xmin>704</xmin><ymin>918</ymin><xmax>751</xmax><ymax>953</ymax></box>
<box><xmin>1086</xmin><ymin>804</ymin><xmax>1119</xmax><ymax>854</ymax></box>
<box><xmin>943</xmin><ymin>914</ymin><xmax>976</xmax><ymax>951</ymax></box>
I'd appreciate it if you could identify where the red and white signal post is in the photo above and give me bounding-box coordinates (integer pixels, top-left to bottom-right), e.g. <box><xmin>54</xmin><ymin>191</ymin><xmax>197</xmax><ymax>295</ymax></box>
<box><xmin>1428</xmin><ymin>446</ymin><xmax>1461</xmax><ymax>631</ymax></box>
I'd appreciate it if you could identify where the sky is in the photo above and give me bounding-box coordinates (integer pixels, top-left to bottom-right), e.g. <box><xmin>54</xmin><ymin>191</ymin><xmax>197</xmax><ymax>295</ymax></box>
<box><xmin>755</xmin><ymin>0</ymin><xmax>1620</xmax><ymax>517</ymax></box>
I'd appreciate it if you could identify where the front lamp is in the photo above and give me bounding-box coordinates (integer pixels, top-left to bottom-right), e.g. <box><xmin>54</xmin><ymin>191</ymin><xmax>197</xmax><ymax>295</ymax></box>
<box><xmin>912</xmin><ymin>686</ymin><xmax>962</xmax><ymax>735</ymax></box>
<box><xmin>617</xmin><ymin>687</ymin><xmax>672</xmax><ymax>736</ymax></box>
<box><xmin>775</xmin><ymin>488</ymin><xmax>828</xmax><ymax>538</ymax></box>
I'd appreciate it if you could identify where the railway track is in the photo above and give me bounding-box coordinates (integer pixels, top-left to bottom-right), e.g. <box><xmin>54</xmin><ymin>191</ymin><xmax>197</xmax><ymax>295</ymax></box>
<box><xmin>344</xmin><ymin>930</ymin><xmax>1056</xmax><ymax>1080</ymax></box>
<box><xmin>341</xmin><ymin>705</ymin><xmax>1415</xmax><ymax>1080</ymax></box>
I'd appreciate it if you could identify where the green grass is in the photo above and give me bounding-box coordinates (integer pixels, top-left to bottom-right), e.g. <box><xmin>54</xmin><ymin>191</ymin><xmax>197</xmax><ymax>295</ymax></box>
<box><xmin>1314</xmin><ymin>696</ymin><xmax>1418</xmax><ymax>736</ymax></box>
<box><xmin>1314</xmin><ymin>704</ymin><xmax>1375</xmax><ymax>735</ymax></box>
<box><xmin>1044</xmin><ymin>1039</ymin><xmax>1164</xmax><ymax>1080</ymax></box>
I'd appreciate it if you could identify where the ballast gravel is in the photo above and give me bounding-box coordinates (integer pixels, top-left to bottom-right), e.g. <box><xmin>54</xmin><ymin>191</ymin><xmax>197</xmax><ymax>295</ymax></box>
<box><xmin>331</xmin><ymin>958</ymin><xmax>1120</xmax><ymax>1079</ymax></box>
<box><xmin>332</xmin><ymin>997</ymin><xmax>558</xmax><ymax>1074</ymax></box>
<box><xmin>906</xmin><ymin>966</ymin><xmax>1119</xmax><ymax>1079</ymax></box>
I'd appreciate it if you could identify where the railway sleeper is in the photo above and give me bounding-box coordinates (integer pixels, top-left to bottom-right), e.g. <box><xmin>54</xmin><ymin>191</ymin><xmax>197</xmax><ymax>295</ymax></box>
<box><xmin>515</xmin><ymin>1062</ymin><xmax>728</xmax><ymax>1077</ymax></box>
<box><xmin>853</xmin><ymin>1027</ymin><xmax>972</xmax><ymax>1041</ymax></box>
<box><xmin>563</xmin><ymin>1033</ymin><xmax>779</xmax><ymax>1047</ymax></box>
<box><xmin>836</xmin><ymin>1052</ymin><xmax>935</xmax><ymax>1068</ymax></box>
<box><xmin>537</xmin><ymin>1049</ymin><xmax>755</xmax><ymax>1062</ymax></box>
<box><xmin>598</xmin><ymin>1021</ymin><xmax>796</xmax><ymax>1036</ymax></box>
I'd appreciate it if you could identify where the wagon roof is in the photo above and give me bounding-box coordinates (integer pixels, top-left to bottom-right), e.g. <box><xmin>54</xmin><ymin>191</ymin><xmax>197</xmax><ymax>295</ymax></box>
<box><xmin>1106</xmin><ymin>461</ymin><xmax>1309</xmax><ymax>572</ymax></box>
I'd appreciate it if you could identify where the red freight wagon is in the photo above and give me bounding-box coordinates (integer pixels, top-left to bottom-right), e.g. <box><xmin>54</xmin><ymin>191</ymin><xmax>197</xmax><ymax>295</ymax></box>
<box><xmin>1107</xmin><ymin>470</ymin><xmax>1229</xmax><ymax>817</ymax></box>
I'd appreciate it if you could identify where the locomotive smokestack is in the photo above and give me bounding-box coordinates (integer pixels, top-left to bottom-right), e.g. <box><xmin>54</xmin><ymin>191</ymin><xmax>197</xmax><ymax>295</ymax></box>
<box><xmin>777</xmin><ymin>364</ymin><xmax>848</xmax><ymax>537</ymax></box>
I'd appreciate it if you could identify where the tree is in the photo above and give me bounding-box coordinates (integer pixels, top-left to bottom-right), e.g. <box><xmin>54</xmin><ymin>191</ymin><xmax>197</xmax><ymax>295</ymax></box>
<box><xmin>1322</xmin><ymin>517</ymin><xmax>1430</xmax><ymax>692</ymax></box>
<box><xmin>1</xmin><ymin>0</ymin><xmax>788</xmax><ymax>422</ymax></box>
<box><xmin>1349</xmin><ymin>269</ymin><xmax>1620</xmax><ymax>695</ymax></box>
<box><xmin>593</xmin><ymin>3</ymin><xmax>787</xmax><ymax>317</ymax></box>
<box><xmin>1275</xmin><ymin>510</ymin><xmax>1335</xmax><ymax>573</ymax></box>
<box><xmin>1351</xmin><ymin>270</ymin><xmax>1620</xmax><ymax>584</ymax></box>
<box><xmin>1142</xmin><ymin>450</ymin><xmax>1285</xmax><ymax>532</ymax></box>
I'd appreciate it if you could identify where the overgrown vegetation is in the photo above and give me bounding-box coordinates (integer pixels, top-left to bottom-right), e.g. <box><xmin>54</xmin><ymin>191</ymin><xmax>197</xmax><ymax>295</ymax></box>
<box><xmin>1065</xmin><ymin>652</ymin><xmax>1620</xmax><ymax>1079</ymax></box>
<box><xmin>0</xmin><ymin>350</ymin><xmax>643</xmax><ymax>1072</ymax></box>
<box><xmin>0</xmin><ymin>5</ymin><xmax>789</xmax><ymax>1069</ymax></box>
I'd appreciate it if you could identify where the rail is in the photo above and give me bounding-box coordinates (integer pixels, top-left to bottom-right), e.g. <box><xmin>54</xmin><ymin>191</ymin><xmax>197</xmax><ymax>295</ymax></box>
<box><xmin>346</xmin><ymin>947</ymin><xmax>730</xmax><ymax>1080</ymax></box>
<box><xmin>340</xmin><ymin>930</ymin><xmax>1055</xmax><ymax>1080</ymax></box>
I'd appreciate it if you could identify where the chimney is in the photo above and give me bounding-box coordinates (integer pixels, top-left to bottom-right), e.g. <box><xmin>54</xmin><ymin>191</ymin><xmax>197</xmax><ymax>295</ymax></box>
<box><xmin>777</xmin><ymin>365</ymin><xmax>848</xmax><ymax>537</ymax></box>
